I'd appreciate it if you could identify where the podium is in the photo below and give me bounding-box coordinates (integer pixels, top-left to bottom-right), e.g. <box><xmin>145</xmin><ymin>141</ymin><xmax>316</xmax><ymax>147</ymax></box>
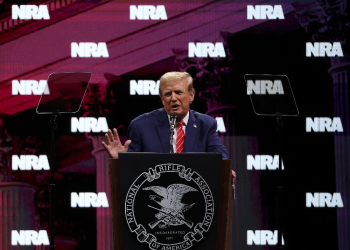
<box><xmin>109</xmin><ymin>153</ymin><xmax>233</xmax><ymax>250</ymax></box>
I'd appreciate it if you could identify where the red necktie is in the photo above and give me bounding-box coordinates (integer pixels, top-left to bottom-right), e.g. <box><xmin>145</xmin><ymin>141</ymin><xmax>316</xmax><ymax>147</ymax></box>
<box><xmin>176</xmin><ymin>121</ymin><xmax>185</xmax><ymax>153</ymax></box>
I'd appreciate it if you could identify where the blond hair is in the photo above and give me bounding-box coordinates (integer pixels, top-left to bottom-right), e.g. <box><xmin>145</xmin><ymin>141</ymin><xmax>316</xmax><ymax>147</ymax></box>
<box><xmin>159</xmin><ymin>72</ymin><xmax>195</xmax><ymax>96</ymax></box>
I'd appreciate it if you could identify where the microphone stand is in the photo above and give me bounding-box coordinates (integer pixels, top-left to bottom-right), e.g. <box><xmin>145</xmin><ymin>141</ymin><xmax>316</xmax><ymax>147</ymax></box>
<box><xmin>170</xmin><ymin>126</ymin><xmax>175</xmax><ymax>153</ymax></box>
<box><xmin>169</xmin><ymin>113</ymin><xmax>178</xmax><ymax>153</ymax></box>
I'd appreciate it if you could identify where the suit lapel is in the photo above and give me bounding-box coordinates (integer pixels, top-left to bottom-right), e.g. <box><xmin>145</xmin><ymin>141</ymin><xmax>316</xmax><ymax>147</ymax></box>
<box><xmin>156</xmin><ymin>109</ymin><xmax>170</xmax><ymax>153</ymax></box>
<box><xmin>184</xmin><ymin>110</ymin><xmax>197</xmax><ymax>152</ymax></box>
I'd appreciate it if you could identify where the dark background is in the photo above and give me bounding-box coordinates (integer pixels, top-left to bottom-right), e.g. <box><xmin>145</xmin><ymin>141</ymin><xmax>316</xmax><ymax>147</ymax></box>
<box><xmin>0</xmin><ymin>0</ymin><xmax>348</xmax><ymax>250</ymax></box>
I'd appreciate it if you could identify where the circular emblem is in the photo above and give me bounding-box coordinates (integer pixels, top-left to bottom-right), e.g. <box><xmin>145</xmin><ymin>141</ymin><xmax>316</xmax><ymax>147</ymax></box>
<box><xmin>125</xmin><ymin>163</ymin><xmax>214</xmax><ymax>250</ymax></box>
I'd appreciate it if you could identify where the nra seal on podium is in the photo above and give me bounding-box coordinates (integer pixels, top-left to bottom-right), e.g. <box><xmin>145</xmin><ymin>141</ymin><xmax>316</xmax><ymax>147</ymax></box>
<box><xmin>125</xmin><ymin>163</ymin><xmax>214</xmax><ymax>250</ymax></box>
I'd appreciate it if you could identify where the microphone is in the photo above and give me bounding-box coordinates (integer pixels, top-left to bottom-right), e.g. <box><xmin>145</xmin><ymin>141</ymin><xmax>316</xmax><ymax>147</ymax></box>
<box><xmin>169</xmin><ymin>113</ymin><xmax>178</xmax><ymax>153</ymax></box>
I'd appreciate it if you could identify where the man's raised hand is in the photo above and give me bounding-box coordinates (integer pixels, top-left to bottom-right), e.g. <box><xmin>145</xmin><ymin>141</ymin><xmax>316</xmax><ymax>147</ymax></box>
<box><xmin>102</xmin><ymin>128</ymin><xmax>131</xmax><ymax>159</ymax></box>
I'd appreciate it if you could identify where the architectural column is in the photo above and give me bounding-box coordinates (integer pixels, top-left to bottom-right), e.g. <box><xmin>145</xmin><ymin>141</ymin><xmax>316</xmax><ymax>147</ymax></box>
<box><xmin>294</xmin><ymin>1</ymin><xmax>350</xmax><ymax>249</ymax></box>
<box><xmin>81</xmin><ymin>79</ymin><xmax>120</xmax><ymax>249</ymax></box>
<box><xmin>329</xmin><ymin>59</ymin><xmax>350</xmax><ymax>250</ymax></box>
<box><xmin>0</xmin><ymin>117</ymin><xmax>38</xmax><ymax>250</ymax></box>
<box><xmin>89</xmin><ymin>135</ymin><xmax>112</xmax><ymax>250</ymax></box>
<box><xmin>0</xmin><ymin>182</ymin><xmax>37</xmax><ymax>250</ymax></box>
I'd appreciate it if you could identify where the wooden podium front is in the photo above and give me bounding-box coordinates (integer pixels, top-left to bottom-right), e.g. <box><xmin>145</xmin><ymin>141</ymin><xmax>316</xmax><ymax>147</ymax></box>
<box><xmin>109</xmin><ymin>153</ymin><xmax>233</xmax><ymax>250</ymax></box>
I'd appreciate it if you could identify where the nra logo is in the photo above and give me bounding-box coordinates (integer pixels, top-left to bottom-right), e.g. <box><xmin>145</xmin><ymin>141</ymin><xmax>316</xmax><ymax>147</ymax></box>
<box><xmin>71</xmin><ymin>117</ymin><xmax>108</xmax><ymax>133</ymax></box>
<box><xmin>12</xmin><ymin>230</ymin><xmax>49</xmax><ymax>246</ymax></box>
<box><xmin>12</xmin><ymin>80</ymin><xmax>50</xmax><ymax>95</ymax></box>
<box><xmin>247</xmin><ymin>155</ymin><xmax>284</xmax><ymax>170</ymax></box>
<box><xmin>306</xmin><ymin>117</ymin><xmax>343</xmax><ymax>132</ymax></box>
<box><xmin>71</xmin><ymin>42</ymin><xmax>109</xmax><ymax>58</ymax></box>
<box><xmin>247</xmin><ymin>80</ymin><xmax>284</xmax><ymax>95</ymax></box>
<box><xmin>130</xmin><ymin>5</ymin><xmax>167</xmax><ymax>20</ymax></box>
<box><xmin>215</xmin><ymin>117</ymin><xmax>226</xmax><ymax>133</ymax></box>
<box><xmin>71</xmin><ymin>192</ymin><xmax>109</xmax><ymax>207</ymax></box>
<box><xmin>306</xmin><ymin>193</ymin><xmax>343</xmax><ymax>207</ymax></box>
<box><xmin>247</xmin><ymin>230</ymin><xmax>284</xmax><ymax>245</ymax></box>
<box><xmin>247</xmin><ymin>5</ymin><xmax>284</xmax><ymax>20</ymax></box>
<box><xmin>12</xmin><ymin>5</ymin><xmax>50</xmax><ymax>20</ymax></box>
<box><xmin>130</xmin><ymin>80</ymin><xmax>160</xmax><ymax>95</ymax></box>
<box><xmin>306</xmin><ymin>42</ymin><xmax>343</xmax><ymax>57</ymax></box>
<box><xmin>188</xmin><ymin>42</ymin><xmax>226</xmax><ymax>58</ymax></box>
<box><xmin>12</xmin><ymin>155</ymin><xmax>50</xmax><ymax>171</ymax></box>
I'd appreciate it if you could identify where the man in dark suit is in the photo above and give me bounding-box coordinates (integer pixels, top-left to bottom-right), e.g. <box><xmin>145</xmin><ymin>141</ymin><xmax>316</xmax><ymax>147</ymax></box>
<box><xmin>102</xmin><ymin>72</ymin><xmax>236</xmax><ymax>181</ymax></box>
<box><xmin>126</xmin><ymin>108</ymin><xmax>229</xmax><ymax>158</ymax></box>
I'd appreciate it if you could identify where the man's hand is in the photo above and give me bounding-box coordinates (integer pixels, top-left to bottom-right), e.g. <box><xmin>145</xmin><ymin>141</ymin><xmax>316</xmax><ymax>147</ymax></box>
<box><xmin>232</xmin><ymin>170</ymin><xmax>236</xmax><ymax>183</ymax></box>
<box><xmin>102</xmin><ymin>128</ymin><xmax>131</xmax><ymax>159</ymax></box>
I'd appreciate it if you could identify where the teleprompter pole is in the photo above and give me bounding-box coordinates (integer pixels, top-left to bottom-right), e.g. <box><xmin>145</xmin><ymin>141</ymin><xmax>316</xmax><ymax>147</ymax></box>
<box><xmin>50</xmin><ymin>110</ymin><xmax>59</xmax><ymax>250</ymax></box>
<box><xmin>276</xmin><ymin>112</ymin><xmax>283</xmax><ymax>249</ymax></box>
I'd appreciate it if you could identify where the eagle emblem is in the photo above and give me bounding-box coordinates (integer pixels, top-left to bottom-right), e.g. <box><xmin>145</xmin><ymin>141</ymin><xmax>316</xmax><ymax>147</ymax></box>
<box><xmin>143</xmin><ymin>184</ymin><xmax>198</xmax><ymax>229</ymax></box>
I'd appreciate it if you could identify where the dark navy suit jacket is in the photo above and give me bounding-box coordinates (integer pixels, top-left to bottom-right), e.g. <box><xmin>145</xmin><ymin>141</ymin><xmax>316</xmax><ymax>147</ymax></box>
<box><xmin>127</xmin><ymin>108</ymin><xmax>229</xmax><ymax>159</ymax></box>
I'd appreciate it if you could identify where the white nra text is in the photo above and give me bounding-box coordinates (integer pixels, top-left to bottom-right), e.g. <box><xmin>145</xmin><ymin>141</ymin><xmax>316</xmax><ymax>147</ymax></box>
<box><xmin>306</xmin><ymin>117</ymin><xmax>343</xmax><ymax>132</ymax></box>
<box><xmin>12</xmin><ymin>80</ymin><xmax>50</xmax><ymax>95</ymax></box>
<box><xmin>130</xmin><ymin>5</ymin><xmax>167</xmax><ymax>20</ymax></box>
<box><xmin>71</xmin><ymin>42</ymin><xmax>109</xmax><ymax>58</ymax></box>
<box><xmin>247</xmin><ymin>230</ymin><xmax>284</xmax><ymax>245</ymax></box>
<box><xmin>130</xmin><ymin>80</ymin><xmax>160</xmax><ymax>95</ymax></box>
<box><xmin>306</xmin><ymin>193</ymin><xmax>343</xmax><ymax>207</ymax></box>
<box><xmin>12</xmin><ymin>5</ymin><xmax>50</xmax><ymax>20</ymax></box>
<box><xmin>71</xmin><ymin>117</ymin><xmax>108</xmax><ymax>133</ymax></box>
<box><xmin>247</xmin><ymin>5</ymin><xmax>284</xmax><ymax>20</ymax></box>
<box><xmin>247</xmin><ymin>80</ymin><xmax>284</xmax><ymax>95</ymax></box>
<box><xmin>306</xmin><ymin>42</ymin><xmax>343</xmax><ymax>57</ymax></box>
<box><xmin>215</xmin><ymin>117</ymin><xmax>226</xmax><ymax>133</ymax></box>
<box><xmin>12</xmin><ymin>230</ymin><xmax>49</xmax><ymax>246</ymax></box>
<box><xmin>188</xmin><ymin>42</ymin><xmax>226</xmax><ymax>58</ymax></box>
<box><xmin>12</xmin><ymin>155</ymin><xmax>50</xmax><ymax>170</ymax></box>
<box><xmin>247</xmin><ymin>155</ymin><xmax>284</xmax><ymax>170</ymax></box>
<box><xmin>71</xmin><ymin>192</ymin><xmax>109</xmax><ymax>207</ymax></box>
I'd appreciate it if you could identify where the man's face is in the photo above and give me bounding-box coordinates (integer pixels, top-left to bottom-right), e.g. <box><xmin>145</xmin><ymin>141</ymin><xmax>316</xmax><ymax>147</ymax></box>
<box><xmin>160</xmin><ymin>79</ymin><xmax>194</xmax><ymax>121</ymax></box>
